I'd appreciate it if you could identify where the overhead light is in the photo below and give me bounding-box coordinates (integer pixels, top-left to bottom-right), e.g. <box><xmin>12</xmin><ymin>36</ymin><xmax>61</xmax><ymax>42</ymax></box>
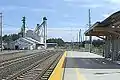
<box><xmin>112</xmin><ymin>25</ymin><xmax>115</xmax><ymax>28</ymax></box>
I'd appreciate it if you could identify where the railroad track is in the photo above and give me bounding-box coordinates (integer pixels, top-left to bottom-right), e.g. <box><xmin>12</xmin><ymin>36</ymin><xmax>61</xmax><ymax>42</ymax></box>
<box><xmin>0</xmin><ymin>50</ymin><xmax>46</xmax><ymax>67</ymax></box>
<box><xmin>40</xmin><ymin>52</ymin><xmax>63</xmax><ymax>80</ymax></box>
<box><xmin>0</xmin><ymin>50</ymin><xmax>57</xmax><ymax>80</ymax></box>
<box><xmin>0</xmin><ymin>51</ymin><xmax>25</xmax><ymax>63</ymax></box>
<box><xmin>5</xmin><ymin>51</ymin><xmax>63</xmax><ymax>80</ymax></box>
<box><xmin>0</xmin><ymin>50</ymin><xmax>45</xmax><ymax>63</ymax></box>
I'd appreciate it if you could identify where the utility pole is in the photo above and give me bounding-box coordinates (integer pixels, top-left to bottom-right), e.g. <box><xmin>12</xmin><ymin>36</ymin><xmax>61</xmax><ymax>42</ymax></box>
<box><xmin>77</xmin><ymin>32</ymin><xmax>79</xmax><ymax>49</ymax></box>
<box><xmin>43</xmin><ymin>17</ymin><xmax>47</xmax><ymax>49</ymax></box>
<box><xmin>80</xmin><ymin>29</ymin><xmax>82</xmax><ymax>42</ymax></box>
<box><xmin>79</xmin><ymin>29</ymin><xmax>81</xmax><ymax>49</ymax></box>
<box><xmin>76</xmin><ymin>33</ymin><xmax>78</xmax><ymax>42</ymax></box>
<box><xmin>82</xmin><ymin>33</ymin><xmax>84</xmax><ymax>42</ymax></box>
<box><xmin>71</xmin><ymin>40</ymin><xmax>72</xmax><ymax>50</ymax></box>
<box><xmin>0</xmin><ymin>13</ymin><xmax>2</xmax><ymax>51</ymax></box>
<box><xmin>88</xmin><ymin>9</ymin><xmax>92</xmax><ymax>53</ymax></box>
<box><xmin>72</xmin><ymin>36</ymin><xmax>74</xmax><ymax>51</ymax></box>
<box><xmin>22</xmin><ymin>16</ymin><xmax>26</xmax><ymax>37</ymax></box>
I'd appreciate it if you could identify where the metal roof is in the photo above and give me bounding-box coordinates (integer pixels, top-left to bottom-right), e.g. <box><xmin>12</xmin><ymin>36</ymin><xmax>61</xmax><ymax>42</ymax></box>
<box><xmin>84</xmin><ymin>22</ymin><xmax>101</xmax><ymax>34</ymax></box>
<box><xmin>85</xmin><ymin>11</ymin><xmax>120</xmax><ymax>36</ymax></box>
<box><xmin>25</xmin><ymin>37</ymin><xmax>42</xmax><ymax>44</ymax></box>
<box><xmin>101</xmin><ymin>11</ymin><xmax>120</xmax><ymax>27</ymax></box>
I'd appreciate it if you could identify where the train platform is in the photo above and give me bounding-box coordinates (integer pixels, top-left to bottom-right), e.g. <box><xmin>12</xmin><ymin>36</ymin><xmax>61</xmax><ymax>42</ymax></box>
<box><xmin>49</xmin><ymin>51</ymin><xmax>120</xmax><ymax>80</ymax></box>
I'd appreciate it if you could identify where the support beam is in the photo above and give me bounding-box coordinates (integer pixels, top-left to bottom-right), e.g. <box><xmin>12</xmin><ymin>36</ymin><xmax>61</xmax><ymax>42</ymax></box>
<box><xmin>93</xmin><ymin>27</ymin><xmax>120</xmax><ymax>36</ymax></box>
<box><xmin>108</xmin><ymin>31</ymin><xmax>120</xmax><ymax>36</ymax></box>
<box><xmin>104</xmin><ymin>37</ymin><xmax>110</xmax><ymax>58</ymax></box>
<box><xmin>93</xmin><ymin>27</ymin><xmax>120</xmax><ymax>31</ymax></box>
<box><xmin>116</xmin><ymin>39</ymin><xmax>119</xmax><ymax>59</ymax></box>
<box><xmin>43</xmin><ymin>17</ymin><xmax>47</xmax><ymax>49</ymax></box>
<box><xmin>118</xmin><ymin>39</ymin><xmax>120</xmax><ymax>51</ymax></box>
<box><xmin>111</xmin><ymin>38</ymin><xmax>118</xmax><ymax>61</ymax></box>
<box><xmin>96</xmin><ymin>36</ymin><xmax>106</xmax><ymax>40</ymax></box>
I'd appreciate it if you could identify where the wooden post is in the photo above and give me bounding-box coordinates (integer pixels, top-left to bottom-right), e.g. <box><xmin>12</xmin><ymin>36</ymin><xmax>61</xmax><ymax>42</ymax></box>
<box><xmin>104</xmin><ymin>36</ymin><xmax>110</xmax><ymax>58</ymax></box>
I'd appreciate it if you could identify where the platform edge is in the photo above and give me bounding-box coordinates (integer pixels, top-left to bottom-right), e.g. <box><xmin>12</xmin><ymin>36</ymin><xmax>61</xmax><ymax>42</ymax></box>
<box><xmin>48</xmin><ymin>51</ymin><xmax>67</xmax><ymax>80</ymax></box>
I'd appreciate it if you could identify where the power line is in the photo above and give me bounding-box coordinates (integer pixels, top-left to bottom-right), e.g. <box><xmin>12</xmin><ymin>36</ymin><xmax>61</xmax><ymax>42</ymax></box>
<box><xmin>3</xmin><ymin>24</ymin><xmax>17</xmax><ymax>27</ymax></box>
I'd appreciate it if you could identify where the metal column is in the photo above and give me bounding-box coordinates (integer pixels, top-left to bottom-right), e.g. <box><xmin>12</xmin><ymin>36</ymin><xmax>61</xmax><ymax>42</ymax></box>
<box><xmin>43</xmin><ymin>17</ymin><xmax>47</xmax><ymax>49</ymax></box>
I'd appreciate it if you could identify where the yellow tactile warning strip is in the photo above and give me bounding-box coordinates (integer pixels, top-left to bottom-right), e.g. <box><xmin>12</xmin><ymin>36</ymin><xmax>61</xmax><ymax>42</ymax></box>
<box><xmin>48</xmin><ymin>51</ymin><xmax>67</xmax><ymax>80</ymax></box>
<box><xmin>70</xmin><ymin>52</ymin><xmax>86</xmax><ymax>80</ymax></box>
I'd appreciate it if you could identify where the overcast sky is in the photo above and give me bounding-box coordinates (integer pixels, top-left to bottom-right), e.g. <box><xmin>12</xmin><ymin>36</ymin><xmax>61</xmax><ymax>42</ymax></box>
<box><xmin>0</xmin><ymin>0</ymin><xmax>120</xmax><ymax>41</ymax></box>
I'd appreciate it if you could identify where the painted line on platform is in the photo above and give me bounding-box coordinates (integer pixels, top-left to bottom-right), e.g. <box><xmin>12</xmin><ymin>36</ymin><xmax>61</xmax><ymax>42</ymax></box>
<box><xmin>75</xmin><ymin>68</ymin><xmax>86</xmax><ymax>80</ymax></box>
<box><xmin>48</xmin><ymin>51</ymin><xmax>67</xmax><ymax>80</ymax></box>
<box><xmin>70</xmin><ymin>52</ymin><xmax>86</xmax><ymax>80</ymax></box>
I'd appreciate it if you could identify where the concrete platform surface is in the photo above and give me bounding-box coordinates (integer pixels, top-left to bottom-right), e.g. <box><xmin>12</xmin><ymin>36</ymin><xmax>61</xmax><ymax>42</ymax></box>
<box><xmin>63</xmin><ymin>51</ymin><xmax>120</xmax><ymax>80</ymax></box>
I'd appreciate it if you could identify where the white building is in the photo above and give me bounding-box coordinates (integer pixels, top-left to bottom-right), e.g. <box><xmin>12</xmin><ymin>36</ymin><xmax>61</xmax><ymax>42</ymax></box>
<box><xmin>9</xmin><ymin>30</ymin><xmax>45</xmax><ymax>50</ymax></box>
<box><xmin>9</xmin><ymin>37</ymin><xmax>44</xmax><ymax>50</ymax></box>
<box><xmin>9</xmin><ymin>17</ymin><xmax>47</xmax><ymax>50</ymax></box>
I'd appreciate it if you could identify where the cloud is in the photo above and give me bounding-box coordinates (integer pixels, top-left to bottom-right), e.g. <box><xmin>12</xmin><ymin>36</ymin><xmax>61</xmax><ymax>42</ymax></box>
<box><xmin>31</xmin><ymin>8</ymin><xmax>55</xmax><ymax>13</ymax></box>
<box><xmin>0</xmin><ymin>6</ymin><xmax>28</xmax><ymax>11</ymax></box>
<box><xmin>2</xmin><ymin>26</ymin><xmax>86</xmax><ymax>42</ymax></box>
<box><xmin>104</xmin><ymin>0</ymin><xmax>120</xmax><ymax>10</ymax></box>
<box><xmin>67</xmin><ymin>3</ymin><xmax>102</xmax><ymax>8</ymax></box>
<box><xmin>102</xmin><ymin>10</ymin><xmax>120</xmax><ymax>19</ymax></box>
<box><xmin>59</xmin><ymin>21</ymin><xmax>81</xmax><ymax>27</ymax></box>
<box><xmin>63</xmin><ymin>14</ymin><xmax>70</xmax><ymax>18</ymax></box>
<box><xmin>64</xmin><ymin>0</ymin><xmax>92</xmax><ymax>3</ymax></box>
<box><xmin>2</xmin><ymin>26</ymin><xmax>97</xmax><ymax>41</ymax></box>
<box><xmin>65</xmin><ymin>0</ymin><xmax>103</xmax><ymax>8</ymax></box>
<box><xmin>62</xmin><ymin>14</ymin><xmax>76</xmax><ymax>19</ymax></box>
<box><xmin>47</xmin><ymin>27</ymin><xmax>98</xmax><ymax>41</ymax></box>
<box><xmin>3</xmin><ymin>27</ymin><xmax>20</xmax><ymax>35</ymax></box>
<box><xmin>0</xmin><ymin>5</ymin><xmax>55</xmax><ymax>13</ymax></box>
<box><xmin>47</xmin><ymin>27</ymin><xmax>87</xmax><ymax>42</ymax></box>
<box><xmin>0</xmin><ymin>6</ymin><xmax>16</xmax><ymax>11</ymax></box>
<box><xmin>105</xmin><ymin>0</ymin><xmax>120</xmax><ymax>4</ymax></box>
<box><xmin>79</xmin><ymin>4</ymin><xmax>103</xmax><ymax>8</ymax></box>
<box><xmin>64</xmin><ymin>0</ymin><xmax>120</xmax><ymax>4</ymax></box>
<box><xmin>102</xmin><ymin>14</ymin><xmax>110</xmax><ymax>18</ymax></box>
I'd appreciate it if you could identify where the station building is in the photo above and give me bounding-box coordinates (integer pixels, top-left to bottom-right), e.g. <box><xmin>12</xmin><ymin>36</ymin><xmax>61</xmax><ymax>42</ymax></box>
<box><xmin>85</xmin><ymin>11</ymin><xmax>120</xmax><ymax>61</ymax></box>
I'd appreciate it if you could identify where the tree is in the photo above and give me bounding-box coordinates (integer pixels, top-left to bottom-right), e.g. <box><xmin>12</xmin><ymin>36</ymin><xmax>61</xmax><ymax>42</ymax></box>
<box><xmin>92</xmin><ymin>39</ymin><xmax>104</xmax><ymax>47</ymax></box>
<box><xmin>47</xmin><ymin>38</ymin><xmax>64</xmax><ymax>46</ymax></box>
<box><xmin>11</xmin><ymin>34</ymin><xmax>19</xmax><ymax>41</ymax></box>
<box><xmin>2</xmin><ymin>33</ymin><xmax>20</xmax><ymax>43</ymax></box>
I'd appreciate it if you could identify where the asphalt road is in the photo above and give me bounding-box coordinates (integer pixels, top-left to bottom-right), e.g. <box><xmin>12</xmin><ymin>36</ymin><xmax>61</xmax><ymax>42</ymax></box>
<box><xmin>64</xmin><ymin>51</ymin><xmax>120</xmax><ymax>80</ymax></box>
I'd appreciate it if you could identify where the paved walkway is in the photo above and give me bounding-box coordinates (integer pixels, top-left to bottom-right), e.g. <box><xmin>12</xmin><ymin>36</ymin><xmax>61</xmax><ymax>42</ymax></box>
<box><xmin>64</xmin><ymin>51</ymin><xmax>120</xmax><ymax>80</ymax></box>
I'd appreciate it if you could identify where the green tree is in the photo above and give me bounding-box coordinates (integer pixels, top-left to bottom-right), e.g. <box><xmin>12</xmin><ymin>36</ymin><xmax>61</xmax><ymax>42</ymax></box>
<box><xmin>2</xmin><ymin>33</ymin><xmax>20</xmax><ymax>43</ymax></box>
<box><xmin>47</xmin><ymin>38</ymin><xmax>64</xmax><ymax>46</ymax></box>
